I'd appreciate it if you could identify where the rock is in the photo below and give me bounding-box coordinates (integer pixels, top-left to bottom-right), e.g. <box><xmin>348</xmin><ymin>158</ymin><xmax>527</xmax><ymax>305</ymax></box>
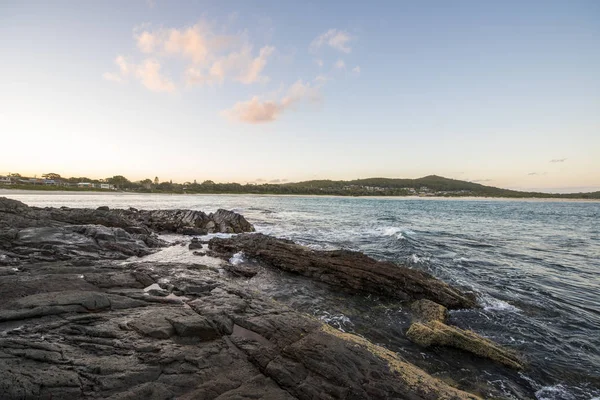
<box><xmin>210</xmin><ymin>208</ymin><xmax>255</xmax><ymax>233</ymax></box>
<box><xmin>128</xmin><ymin>310</ymin><xmax>178</xmax><ymax>339</ymax></box>
<box><xmin>0</xmin><ymin>197</ymin><xmax>255</xmax><ymax>237</ymax></box>
<box><xmin>0</xmin><ymin>256</ymin><xmax>484</xmax><ymax>400</ymax></box>
<box><xmin>188</xmin><ymin>237</ymin><xmax>203</xmax><ymax>250</ymax></box>
<box><xmin>209</xmin><ymin>233</ymin><xmax>476</xmax><ymax>309</ymax></box>
<box><xmin>411</xmin><ymin>298</ymin><xmax>449</xmax><ymax>323</ymax></box>
<box><xmin>224</xmin><ymin>262</ymin><xmax>260</xmax><ymax>277</ymax></box>
<box><xmin>192</xmin><ymin>251</ymin><xmax>206</xmax><ymax>256</ymax></box>
<box><xmin>0</xmin><ymin>197</ymin><xmax>255</xmax><ymax>264</ymax></box>
<box><xmin>168</xmin><ymin>315</ymin><xmax>220</xmax><ymax>340</ymax></box>
<box><xmin>406</xmin><ymin>299</ymin><xmax>524</xmax><ymax>370</ymax></box>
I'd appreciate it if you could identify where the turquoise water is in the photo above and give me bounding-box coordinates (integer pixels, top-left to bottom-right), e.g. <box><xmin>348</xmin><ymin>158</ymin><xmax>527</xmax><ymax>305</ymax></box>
<box><xmin>5</xmin><ymin>192</ymin><xmax>600</xmax><ymax>399</ymax></box>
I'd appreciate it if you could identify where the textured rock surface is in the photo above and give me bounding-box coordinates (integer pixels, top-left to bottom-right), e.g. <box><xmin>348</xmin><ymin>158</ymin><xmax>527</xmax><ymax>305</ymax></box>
<box><xmin>406</xmin><ymin>299</ymin><xmax>524</xmax><ymax>370</ymax></box>
<box><xmin>209</xmin><ymin>233</ymin><xmax>477</xmax><ymax>309</ymax></box>
<box><xmin>0</xmin><ymin>198</ymin><xmax>507</xmax><ymax>399</ymax></box>
<box><xmin>0</xmin><ymin>197</ymin><xmax>255</xmax><ymax>264</ymax></box>
<box><xmin>0</xmin><ymin>260</ymin><xmax>481</xmax><ymax>400</ymax></box>
<box><xmin>0</xmin><ymin>196</ymin><xmax>254</xmax><ymax>236</ymax></box>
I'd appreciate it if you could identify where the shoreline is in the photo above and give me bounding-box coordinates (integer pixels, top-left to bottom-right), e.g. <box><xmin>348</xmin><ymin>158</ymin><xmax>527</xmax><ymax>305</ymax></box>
<box><xmin>2</xmin><ymin>188</ymin><xmax>599</xmax><ymax>203</ymax></box>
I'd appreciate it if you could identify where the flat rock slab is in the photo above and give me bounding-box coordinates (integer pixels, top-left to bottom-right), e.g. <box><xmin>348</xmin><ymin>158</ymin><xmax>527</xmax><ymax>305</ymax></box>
<box><xmin>209</xmin><ymin>233</ymin><xmax>477</xmax><ymax>309</ymax></box>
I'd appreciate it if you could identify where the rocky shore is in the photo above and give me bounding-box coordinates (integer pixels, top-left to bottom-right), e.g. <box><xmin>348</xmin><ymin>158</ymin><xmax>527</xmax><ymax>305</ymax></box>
<box><xmin>0</xmin><ymin>197</ymin><xmax>522</xmax><ymax>399</ymax></box>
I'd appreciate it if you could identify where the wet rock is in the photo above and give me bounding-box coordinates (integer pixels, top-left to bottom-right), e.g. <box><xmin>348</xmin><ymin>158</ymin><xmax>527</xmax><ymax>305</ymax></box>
<box><xmin>407</xmin><ymin>299</ymin><xmax>524</xmax><ymax>370</ymax></box>
<box><xmin>0</xmin><ymin>197</ymin><xmax>254</xmax><ymax>237</ymax></box>
<box><xmin>188</xmin><ymin>237</ymin><xmax>203</xmax><ymax>250</ymax></box>
<box><xmin>0</xmin><ymin>257</ymin><xmax>483</xmax><ymax>400</ymax></box>
<box><xmin>209</xmin><ymin>233</ymin><xmax>476</xmax><ymax>309</ymax></box>
<box><xmin>0</xmin><ymin>197</ymin><xmax>255</xmax><ymax>264</ymax></box>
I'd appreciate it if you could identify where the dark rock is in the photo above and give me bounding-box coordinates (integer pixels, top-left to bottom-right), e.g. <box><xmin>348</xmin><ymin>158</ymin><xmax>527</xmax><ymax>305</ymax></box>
<box><xmin>188</xmin><ymin>237</ymin><xmax>203</xmax><ymax>250</ymax></box>
<box><xmin>224</xmin><ymin>262</ymin><xmax>259</xmax><ymax>277</ymax></box>
<box><xmin>0</xmin><ymin>197</ymin><xmax>255</xmax><ymax>264</ymax></box>
<box><xmin>192</xmin><ymin>251</ymin><xmax>206</xmax><ymax>256</ymax></box>
<box><xmin>209</xmin><ymin>233</ymin><xmax>476</xmax><ymax>309</ymax></box>
<box><xmin>0</xmin><ymin>197</ymin><xmax>254</xmax><ymax>237</ymax></box>
<box><xmin>168</xmin><ymin>315</ymin><xmax>220</xmax><ymax>340</ymax></box>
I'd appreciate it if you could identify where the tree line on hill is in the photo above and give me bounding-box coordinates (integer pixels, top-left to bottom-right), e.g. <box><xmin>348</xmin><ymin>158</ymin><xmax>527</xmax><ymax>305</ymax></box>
<box><xmin>1</xmin><ymin>173</ymin><xmax>598</xmax><ymax>199</ymax></box>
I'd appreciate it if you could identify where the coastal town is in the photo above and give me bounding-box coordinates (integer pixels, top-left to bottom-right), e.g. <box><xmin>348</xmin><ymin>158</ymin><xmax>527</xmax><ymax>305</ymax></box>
<box><xmin>0</xmin><ymin>174</ymin><xmax>115</xmax><ymax>190</ymax></box>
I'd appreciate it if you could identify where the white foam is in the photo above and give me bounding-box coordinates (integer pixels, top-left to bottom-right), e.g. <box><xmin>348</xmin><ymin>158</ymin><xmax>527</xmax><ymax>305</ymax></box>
<box><xmin>317</xmin><ymin>312</ymin><xmax>353</xmax><ymax>332</ymax></box>
<box><xmin>535</xmin><ymin>384</ymin><xmax>577</xmax><ymax>400</ymax></box>
<box><xmin>229</xmin><ymin>251</ymin><xmax>246</xmax><ymax>265</ymax></box>
<box><xmin>480</xmin><ymin>295</ymin><xmax>520</xmax><ymax>312</ymax></box>
<box><xmin>143</xmin><ymin>283</ymin><xmax>162</xmax><ymax>292</ymax></box>
<box><xmin>410</xmin><ymin>254</ymin><xmax>430</xmax><ymax>264</ymax></box>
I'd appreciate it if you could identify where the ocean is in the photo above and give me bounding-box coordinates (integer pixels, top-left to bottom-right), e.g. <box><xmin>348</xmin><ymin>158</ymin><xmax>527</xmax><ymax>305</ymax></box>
<box><xmin>4</xmin><ymin>191</ymin><xmax>599</xmax><ymax>399</ymax></box>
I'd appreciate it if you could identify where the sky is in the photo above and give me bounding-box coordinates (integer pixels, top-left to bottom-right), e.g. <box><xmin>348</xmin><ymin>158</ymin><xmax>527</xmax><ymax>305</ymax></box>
<box><xmin>0</xmin><ymin>0</ymin><xmax>599</xmax><ymax>192</ymax></box>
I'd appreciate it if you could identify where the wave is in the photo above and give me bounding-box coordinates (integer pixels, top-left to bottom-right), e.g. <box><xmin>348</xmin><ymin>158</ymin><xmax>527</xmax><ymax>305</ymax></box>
<box><xmin>479</xmin><ymin>295</ymin><xmax>521</xmax><ymax>312</ymax></box>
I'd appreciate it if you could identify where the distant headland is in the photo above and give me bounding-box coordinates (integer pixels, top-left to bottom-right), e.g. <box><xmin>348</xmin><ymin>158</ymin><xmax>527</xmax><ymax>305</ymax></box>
<box><xmin>1</xmin><ymin>173</ymin><xmax>598</xmax><ymax>199</ymax></box>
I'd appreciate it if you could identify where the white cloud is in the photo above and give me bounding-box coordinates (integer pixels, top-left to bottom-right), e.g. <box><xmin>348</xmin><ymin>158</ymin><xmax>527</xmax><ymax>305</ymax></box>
<box><xmin>104</xmin><ymin>56</ymin><xmax>175</xmax><ymax>92</ymax></box>
<box><xmin>106</xmin><ymin>20</ymin><xmax>275</xmax><ymax>91</ymax></box>
<box><xmin>223</xmin><ymin>80</ymin><xmax>321</xmax><ymax>124</ymax></box>
<box><xmin>352</xmin><ymin>65</ymin><xmax>361</xmax><ymax>74</ymax></box>
<box><xmin>222</xmin><ymin>97</ymin><xmax>282</xmax><ymax>124</ymax></box>
<box><xmin>315</xmin><ymin>59</ymin><xmax>323</xmax><ymax>67</ymax></box>
<box><xmin>550</xmin><ymin>158</ymin><xmax>567</xmax><ymax>163</ymax></box>
<box><xmin>102</xmin><ymin>72</ymin><xmax>125</xmax><ymax>83</ymax></box>
<box><xmin>314</xmin><ymin>75</ymin><xmax>328</xmax><ymax>84</ymax></box>
<box><xmin>310</xmin><ymin>29</ymin><xmax>352</xmax><ymax>53</ymax></box>
<box><xmin>205</xmin><ymin>45</ymin><xmax>274</xmax><ymax>85</ymax></box>
<box><xmin>334</xmin><ymin>59</ymin><xmax>346</xmax><ymax>69</ymax></box>
<box><xmin>135</xmin><ymin>59</ymin><xmax>175</xmax><ymax>92</ymax></box>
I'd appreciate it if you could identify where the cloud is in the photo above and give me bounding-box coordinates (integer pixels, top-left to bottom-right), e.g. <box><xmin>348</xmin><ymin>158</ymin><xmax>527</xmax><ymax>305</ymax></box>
<box><xmin>102</xmin><ymin>72</ymin><xmax>125</xmax><ymax>83</ymax></box>
<box><xmin>334</xmin><ymin>59</ymin><xmax>346</xmax><ymax>69</ymax></box>
<box><xmin>135</xmin><ymin>59</ymin><xmax>175</xmax><ymax>92</ymax></box>
<box><xmin>310</xmin><ymin>29</ymin><xmax>352</xmax><ymax>53</ymax></box>
<box><xmin>222</xmin><ymin>80</ymin><xmax>321</xmax><ymax>124</ymax></box>
<box><xmin>528</xmin><ymin>172</ymin><xmax>547</xmax><ymax>176</ymax></box>
<box><xmin>352</xmin><ymin>65</ymin><xmax>361</xmax><ymax>74</ymax></box>
<box><xmin>315</xmin><ymin>59</ymin><xmax>323</xmax><ymax>67</ymax></box>
<box><xmin>106</xmin><ymin>20</ymin><xmax>275</xmax><ymax>91</ymax></box>
<box><xmin>103</xmin><ymin>56</ymin><xmax>175</xmax><ymax>92</ymax></box>
<box><xmin>550</xmin><ymin>158</ymin><xmax>567</xmax><ymax>163</ymax></box>
<box><xmin>314</xmin><ymin>75</ymin><xmax>328</xmax><ymax>84</ymax></box>
<box><xmin>135</xmin><ymin>23</ymin><xmax>215</xmax><ymax>64</ymax></box>
<box><xmin>223</xmin><ymin>97</ymin><xmax>282</xmax><ymax>124</ymax></box>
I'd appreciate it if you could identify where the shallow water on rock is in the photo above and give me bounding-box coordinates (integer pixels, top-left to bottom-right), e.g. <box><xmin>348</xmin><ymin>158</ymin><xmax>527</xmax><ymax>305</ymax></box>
<box><xmin>5</xmin><ymin>192</ymin><xmax>600</xmax><ymax>399</ymax></box>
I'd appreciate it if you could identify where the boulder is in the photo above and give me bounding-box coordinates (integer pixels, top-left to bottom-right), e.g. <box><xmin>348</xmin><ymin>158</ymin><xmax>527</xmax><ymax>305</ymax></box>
<box><xmin>188</xmin><ymin>237</ymin><xmax>203</xmax><ymax>250</ymax></box>
<box><xmin>406</xmin><ymin>299</ymin><xmax>524</xmax><ymax>370</ymax></box>
<box><xmin>209</xmin><ymin>233</ymin><xmax>476</xmax><ymax>309</ymax></box>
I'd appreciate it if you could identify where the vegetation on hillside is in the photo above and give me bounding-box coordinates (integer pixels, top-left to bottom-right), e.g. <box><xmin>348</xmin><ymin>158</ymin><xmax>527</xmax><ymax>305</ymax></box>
<box><xmin>1</xmin><ymin>173</ymin><xmax>598</xmax><ymax>199</ymax></box>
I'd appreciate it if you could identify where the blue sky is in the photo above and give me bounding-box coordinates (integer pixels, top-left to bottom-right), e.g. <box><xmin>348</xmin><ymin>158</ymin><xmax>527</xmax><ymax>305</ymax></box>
<box><xmin>1</xmin><ymin>0</ymin><xmax>599</xmax><ymax>192</ymax></box>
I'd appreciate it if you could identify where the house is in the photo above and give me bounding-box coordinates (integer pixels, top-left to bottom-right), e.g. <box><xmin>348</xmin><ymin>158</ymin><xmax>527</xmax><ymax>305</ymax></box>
<box><xmin>43</xmin><ymin>179</ymin><xmax>57</xmax><ymax>185</ymax></box>
<box><xmin>0</xmin><ymin>176</ymin><xmax>12</xmax><ymax>185</ymax></box>
<box><xmin>77</xmin><ymin>182</ymin><xmax>95</xmax><ymax>188</ymax></box>
<box><xmin>100</xmin><ymin>183</ymin><xmax>114</xmax><ymax>190</ymax></box>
